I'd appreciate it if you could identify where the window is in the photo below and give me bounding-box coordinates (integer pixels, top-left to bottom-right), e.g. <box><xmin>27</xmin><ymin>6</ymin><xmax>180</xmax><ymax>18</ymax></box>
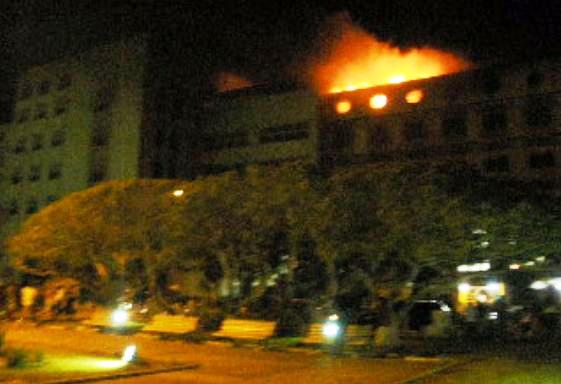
<box><xmin>527</xmin><ymin>71</ymin><xmax>544</xmax><ymax>88</ymax></box>
<box><xmin>16</xmin><ymin>108</ymin><xmax>30</xmax><ymax>123</ymax></box>
<box><xmin>54</xmin><ymin>98</ymin><xmax>68</xmax><ymax>116</ymax></box>
<box><xmin>404</xmin><ymin>120</ymin><xmax>426</xmax><ymax>143</ymax></box>
<box><xmin>481</xmin><ymin>71</ymin><xmax>501</xmax><ymax>95</ymax></box>
<box><xmin>88</xmin><ymin>168</ymin><xmax>106</xmax><ymax>184</ymax></box>
<box><xmin>58</xmin><ymin>74</ymin><xmax>71</xmax><ymax>90</ymax></box>
<box><xmin>10</xmin><ymin>169</ymin><xmax>23</xmax><ymax>184</ymax></box>
<box><xmin>9</xmin><ymin>200</ymin><xmax>19</xmax><ymax>216</ymax></box>
<box><xmin>526</xmin><ymin>98</ymin><xmax>553</xmax><ymax>128</ymax></box>
<box><xmin>51</xmin><ymin>130</ymin><xmax>66</xmax><ymax>147</ymax></box>
<box><xmin>13</xmin><ymin>137</ymin><xmax>26</xmax><ymax>154</ymax></box>
<box><xmin>91</xmin><ymin>118</ymin><xmax>110</xmax><ymax>147</ymax></box>
<box><xmin>31</xmin><ymin>134</ymin><xmax>43</xmax><ymax>151</ymax></box>
<box><xmin>94</xmin><ymin>87</ymin><xmax>113</xmax><ymax>112</ymax></box>
<box><xmin>25</xmin><ymin>199</ymin><xmax>39</xmax><ymax>214</ymax></box>
<box><xmin>28</xmin><ymin>165</ymin><xmax>41</xmax><ymax>182</ymax></box>
<box><xmin>442</xmin><ymin>115</ymin><xmax>467</xmax><ymax>139</ymax></box>
<box><xmin>48</xmin><ymin>163</ymin><xmax>62</xmax><ymax>180</ymax></box>
<box><xmin>529</xmin><ymin>152</ymin><xmax>556</xmax><ymax>169</ymax></box>
<box><xmin>259</xmin><ymin>123</ymin><xmax>309</xmax><ymax>143</ymax></box>
<box><xmin>35</xmin><ymin>103</ymin><xmax>48</xmax><ymax>120</ymax></box>
<box><xmin>203</xmin><ymin>133</ymin><xmax>249</xmax><ymax>151</ymax></box>
<box><xmin>482</xmin><ymin>109</ymin><xmax>507</xmax><ymax>136</ymax></box>
<box><xmin>46</xmin><ymin>195</ymin><xmax>58</xmax><ymax>204</ymax></box>
<box><xmin>38</xmin><ymin>80</ymin><xmax>50</xmax><ymax>95</ymax></box>
<box><xmin>370</xmin><ymin>125</ymin><xmax>391</xmax><ymax>151</ymax></box>
<box><xmin>484</xmin><ymin>155</ymin><xmax>510</xmax><ymax>173</ymax></box>
<box><xmin>19</xmin><ymin>80</ymin><xmax>32</xmax><ymax>99</ymax></box>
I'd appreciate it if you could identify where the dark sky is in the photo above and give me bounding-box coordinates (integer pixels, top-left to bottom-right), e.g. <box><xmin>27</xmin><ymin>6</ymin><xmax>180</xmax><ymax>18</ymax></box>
<box><xmin>1</xmin><ymin>0</ymin><xmax>561</xmax><ymax>120</ymax></box>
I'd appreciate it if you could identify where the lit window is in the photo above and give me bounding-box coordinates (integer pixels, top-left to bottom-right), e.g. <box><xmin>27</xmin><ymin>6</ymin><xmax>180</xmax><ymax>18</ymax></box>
<box><xmin>369</xmin><ymin>94</ymin><xmax>387</xmax><ymax>110</ymax></box>
<box><xmin>405</xmin><ymin>89</ymin><xmax>424</xmax><ymax>104</ymax></box>
<box><xmin>335</xmin><ymin>100</ymin><xmax>352</xmax><ymax>114</ymax></box>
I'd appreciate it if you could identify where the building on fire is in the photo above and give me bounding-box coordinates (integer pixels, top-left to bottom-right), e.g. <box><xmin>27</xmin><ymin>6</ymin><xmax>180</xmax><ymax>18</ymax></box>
<box><xmin>199</xmin><ymin>59</ymin><xmax>561</xmax><ymax>187</ymax></box>
<box><xmin>1</xmin><ymin>35</ymin><xmax>561</xmax><ymax>240</ymax></box>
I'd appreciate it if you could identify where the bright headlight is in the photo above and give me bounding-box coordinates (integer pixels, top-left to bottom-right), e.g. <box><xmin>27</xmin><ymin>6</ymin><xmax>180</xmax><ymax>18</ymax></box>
<box><xmin>111</xmin><ymin>309</ymin><xmax>129</xmax><ymax>326</ymax></box>
<box><xmin>322</xmin><ymin>321</ymin><xmax>340</xmax><ymax>339</ymax></box>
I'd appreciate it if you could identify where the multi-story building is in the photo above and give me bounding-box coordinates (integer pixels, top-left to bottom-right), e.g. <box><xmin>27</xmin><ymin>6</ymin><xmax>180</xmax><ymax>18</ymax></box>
<box><xmin>199</xmin><ymin>59</ymin><xmax>561</xmax><ymax>187</ymax></box>
<box><xmin>0</xmin><ymin>37</ymin><xmax>146</xmax><ymax>239</ymax></box>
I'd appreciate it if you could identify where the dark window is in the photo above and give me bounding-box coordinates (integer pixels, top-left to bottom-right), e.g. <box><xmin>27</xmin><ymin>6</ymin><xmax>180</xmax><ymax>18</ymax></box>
<box><xmin>259</xmin><ymin>123</ymin><xmax>309</xmax><ymax>143</ymax></box>
<box><xmin>484</xmin><ymin>155</ymin><xmax>510</xmax><ymax>173</ymax></box>
<box><xmin>203</xmin><ymin>133</ymin><xmax>249</xmax><ymax>151</ymax></box>
<box><xmin>31</xmin><ymin>134</ymin><xmax>43</xmax><ymax>151</ymax></box>
<box><xmin>38</xmin><ymin>80</ymin><xmax>50</xmax><ymax>95</ymax></box>
<box><xmin>48</xmin><ymin>163</ymin><xmax>62</xmax><ymax>180</ymax></box>
<box><xmin>51</xmin><ymin>130</ymin><xmax>66</xmax><ymax>147</ymax></box>
<box><xmin>88</xmin><ymin>168</ymin><xmax>106</xmax><ymax>184</ymax></box>
<box><xmin>529</xmin><ymin>152</ymin><xmax>556</xmax><ymax>169</ymax></box>
<box><xmin>10</xmin><ymin>169</ymin><xmax>23</xmax><ymax>184</ymax></box>
<box><xmin>404</xmin><ymin>120</ymin><xmax>426</xmax><ymax>143</ymax></box>
<box><xmin>13</xmin><ymin>138</ymin><xmax>26</xmax><ymax>154</ymax></box>
<box><xmin>526</xmin><ymin>98</ymin><xmax>553</xmax><ymax>128</ymax></box>
<box><xmin>35</xmin><ymin>103</ymin><xmax>48</xmax><ymax>120</ymax></box>
<box><xmin>16</xmin><ymin>108</ymin><xmax>30</xmax><ymax>123</ymax></box>
<box><xmin>19</xmin><ymin>81</ymin><xmax>32</xmax><ymax>99</ymax></box>
<box><xmin>9</xmin><ymin>200</ymin><xmax>18</xmax><ymax>216</ymax></box>
<box><xmin>91</xmin><ymin>118</ymin><xmax>110</xmax><ymax>147</ymax></box>
<box><xmin>58</xmin><ymin>74</ymin><xmax>72</xmax><ymax>90</ymax></box>
<box><xmin>25</xmin><ymin>199</ymin><xmax>38</xmax><ymax>214</ymax></box>
<box><xmin>46</xmin><ymin>195</ymin><xmax>58</xmax><ymax>204</ymax></box>
<box><xmin>481</xmin><ymin>71</ymin><xmax>501</xmax><ymax>94</ymax></box>
<box><xmin>442</xmin><ymin>115</ymin><xmax>467</xmax><ymax>139</ymax></box>
<box><xmin>527</xmin><ymin>71</ymin><xmax>544</xmax><ymax>88</ymax></box>
<box><xmin>370</xmin><ymin>125</ymin><xmax>391</xmax><ymax>151</ymax></box>
<box><xmin>28</xmin><ymin>165</ymin><xmax>41</xmax><ymax>182</ymax></box>
<box><xmin>54</xmin><ymin>98</ymin><xmax>68</xmax><ymax>116</ymax></box>
<box><xmin>482</xmin><ymin>109</ymin><xmax>507</xmax><ymax>136</ymax></box>
<box><xmin>94</xmin><ymin>87</ymin><xmax>113</xmax><ymax>112</ymax></box>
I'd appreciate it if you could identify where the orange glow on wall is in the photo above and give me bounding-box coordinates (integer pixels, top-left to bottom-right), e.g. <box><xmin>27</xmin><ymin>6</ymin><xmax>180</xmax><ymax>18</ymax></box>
<box><xmin>405</xmin><ymin>89</ymin><xmax>424</xmax><ymax>104</ymax></box>
<box><xmin>335</xmin><ymin>100</ymin><xmax>352</xmax><ymax>114</ymax></box>
<box><xmin>369</xmin><ymin>94</ymin><xmax>388</xmax><ymax>109</ymax></box>
<box><xmin>308</xmin><ymin>14</ymin><xmax>471</xmax><ymax>94</ymax></box>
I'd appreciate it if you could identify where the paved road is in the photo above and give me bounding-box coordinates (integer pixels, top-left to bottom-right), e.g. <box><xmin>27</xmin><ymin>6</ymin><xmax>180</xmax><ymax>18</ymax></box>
<box><xmin>3</xmin><ymin>322</ymin><xmax>444</xmax><ymax>384</ymax></box>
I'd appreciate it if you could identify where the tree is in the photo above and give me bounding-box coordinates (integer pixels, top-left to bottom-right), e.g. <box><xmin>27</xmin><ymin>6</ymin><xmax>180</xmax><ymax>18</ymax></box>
<box><xmin>179</xmin><ymin>162</ymin><xmax>327</xmax><ymax>320</ymax></box>
<box><xmin>6</xmin><ymin>179</ymin><xmax>196</xmax><ymax>304</ymax></box>
<box><xmin>315</xmin><ymin>163</ymin><xmax>561</xmax><ymax>331</ymax></box>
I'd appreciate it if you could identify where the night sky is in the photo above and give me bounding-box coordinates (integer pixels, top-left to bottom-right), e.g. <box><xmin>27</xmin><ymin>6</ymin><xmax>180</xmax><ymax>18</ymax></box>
<box><xmin>1</xmin><ymin>0</ymin><xmax>561</xmax><ymax>121</ymax></box>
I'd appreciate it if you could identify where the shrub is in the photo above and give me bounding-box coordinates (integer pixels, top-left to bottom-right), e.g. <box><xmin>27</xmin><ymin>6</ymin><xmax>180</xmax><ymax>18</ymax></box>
<box><xmin>197</xmin><ymin>307</ymin><xmax>225</xmax><ymax>332</ymax></box>
<box><xmin>6</xmin><ymin>349</ymin><xmax>28</xmax><ymax>368</ymax></box>
<box><xmin>275</xmin><ymin>302</ymin><xmax>311</xmax><ymax>337</ymax></box>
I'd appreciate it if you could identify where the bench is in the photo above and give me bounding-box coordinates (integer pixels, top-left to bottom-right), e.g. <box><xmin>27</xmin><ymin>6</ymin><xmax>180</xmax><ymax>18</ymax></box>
<box><xmin>211</xmin><ymin>318</ymin><xmax>276</xmax><ymax>341</ymax></box>
<box><xmin>143</xmin><ymin>314</ymin><xmax>198</xmax><ymax>334</ymax></box>
<box><xmin>301</xmin><ymin>323</ymin><xmax>372</xmax><ymax>347</ymax></box>
<box><xmin>82</xmin><ymin>307</ymin><xmax>112</xmax><ymax>328</ymax></box>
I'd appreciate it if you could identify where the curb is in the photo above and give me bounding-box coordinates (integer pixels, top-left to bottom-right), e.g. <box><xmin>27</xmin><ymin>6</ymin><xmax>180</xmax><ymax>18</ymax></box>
<box><xmin>40</xmin><ymin>363</ymin><xmax>200</xmax><ymax>384</ymax></box>
<box><xmin>395</xmin><ymin>357</ymin><xmax>480</xmax><ymax>384</ymax></box>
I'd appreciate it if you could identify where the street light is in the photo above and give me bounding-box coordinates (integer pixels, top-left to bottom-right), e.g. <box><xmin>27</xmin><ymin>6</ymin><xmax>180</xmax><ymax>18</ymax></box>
<box><xmin>172</xmin><ymin>189</ymin><xmax>184</xmax><ymax>197</ymax></box>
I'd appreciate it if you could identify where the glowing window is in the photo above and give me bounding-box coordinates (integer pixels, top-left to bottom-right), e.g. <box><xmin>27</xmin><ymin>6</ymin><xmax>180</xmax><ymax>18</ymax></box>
<box><xmin>369</xmin><ymin>94</ymin><xmax>387</xmax><ymax>110</ymax></box>
<box><xmin>405</xmin><ymin>89</ymin><xmax>424</xmax><ymax>104</ymax></box>
<box><xmin>335</xmin><ymin>100</ymin><xmax>352</xmax><ymax>114</ymax></box>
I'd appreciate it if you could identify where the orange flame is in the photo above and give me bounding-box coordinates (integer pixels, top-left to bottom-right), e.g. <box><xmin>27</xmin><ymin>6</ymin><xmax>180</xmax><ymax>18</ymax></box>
<box><xmin>309</xmin><ymin>14</ymin><xmax>471</xmax><ymax>94</ymax></box>
<box><xmin>214</xmin><ymin>72</ymin><xmax>253</xmax><ymax>93</ymax></box>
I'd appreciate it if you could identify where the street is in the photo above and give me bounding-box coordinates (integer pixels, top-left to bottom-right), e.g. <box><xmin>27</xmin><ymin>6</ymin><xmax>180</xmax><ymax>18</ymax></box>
<box><xmin>3</xmin><ymin>322</ymin><xmax>444</xmax><ymax>383</ymax></box>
